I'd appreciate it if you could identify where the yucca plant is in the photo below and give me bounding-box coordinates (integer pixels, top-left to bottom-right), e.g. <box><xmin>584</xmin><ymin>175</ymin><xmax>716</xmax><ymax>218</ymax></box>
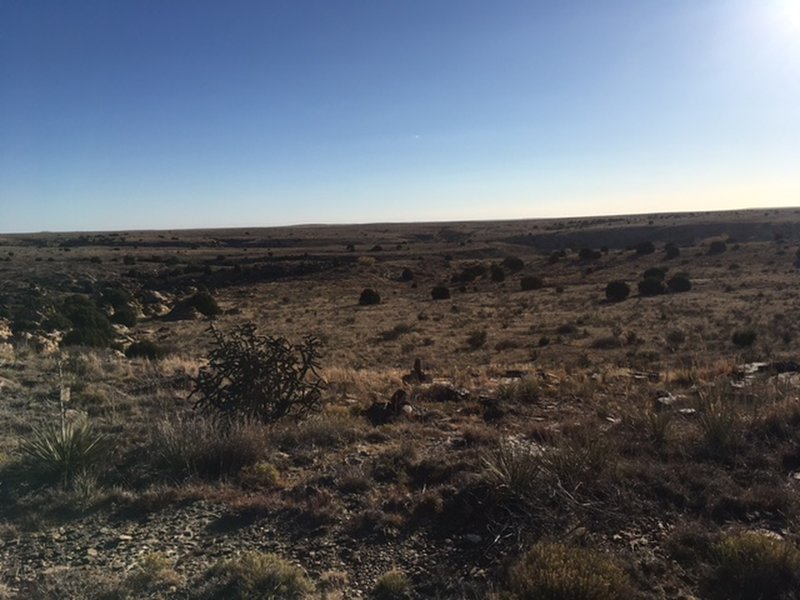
<box><xmin>20</xmin><ymin>419</ymin><xmax>106</xmax><ymax>487</ymax></box>
<box><xmin>19</xmin><ymin>375</ymin><xmax>106</xmax><ymax>487</ymax></box>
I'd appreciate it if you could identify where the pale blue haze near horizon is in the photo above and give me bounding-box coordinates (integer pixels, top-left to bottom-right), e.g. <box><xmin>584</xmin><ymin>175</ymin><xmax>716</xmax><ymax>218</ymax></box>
<box><xmin>1</xmin><ymin>0</ymin><xmax>799</xmax><ymax>233</ymax></box>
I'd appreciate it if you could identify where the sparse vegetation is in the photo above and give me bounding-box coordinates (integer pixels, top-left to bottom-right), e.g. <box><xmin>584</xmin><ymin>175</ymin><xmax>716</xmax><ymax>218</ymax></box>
<box><xmin>191</xmin><ymin>324</ymin><xmax>325</xmax><ymax>423</ymax></box>
<box><xmin>359</xmin><ymin>288</ymin><xmax>381</xmax><ymax>306</ymax></box>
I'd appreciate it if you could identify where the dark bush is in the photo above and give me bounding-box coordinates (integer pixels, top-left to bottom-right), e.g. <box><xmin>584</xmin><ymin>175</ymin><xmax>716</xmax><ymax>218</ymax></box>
<box><xmin>466</xmin><ymin>330</ymin><xmax>487</xmax><ymax>349</ymax></box>
<box><xmin>358</xmin><ymin>288</ymin><xmax>381</xmax><ymax>306</ymax></box>
<box><xmin>123</xmin><ymin>255</ymin><xmax>136</xmax><ymax>265</ymax></box>
<box><xmin>638</xmin><ymin>277</ymin><xmax>666</xmax><ymax>297</ymax></box>
<box><xmin>191</xmin><ymin>324</ymin><xmax>325</xmax><ymax>423</ymax></box>
<box><xmin>579</xmin><ymin>248</ymin><xmax>601</xmax><ymax>261</ymax></box>
<box><xmin>431</xmin><ymin>286</ymin><xmax>450</xmax><ymax>300</ymax></box>
<box><xmin>709</xmin><ymin>240</ymin><xmax>727</xmax><ymax>255</ymax></box>
<box><xmin>399</xmin><ymin>268</ymin><xmax>414</xmax><ymax>282</ymax></box>
<box><xmin>501</xmin><ymin>256</ymin><xmax>524</xmax><ymax>273</ymax></box>
<box><xmin>520</xmin><ymin>276</ymin><xmax>543</xmax><ymax>291</ymax></box>
<box><xmin>490</xmin><ymin>264</ymin><xmax>505</xmax><ymax>282</ymax></box>
<box><xmin>59</xmin><ymin>295</ymin><xmax>115</xmax><ymax>348</ymax></box>
<box><xmin>101</xmin><ymin>287</ymin><xmax>132</xmax><ymax>309</ymax></box>
<box><xmin>605</xmin><ymin>280</ymin><xmax>630</xmax><ymax>302</ymax></box>
<box><xmin>732</xmin><ymin>329</ymin><xmax>757</xmax><ymax>348</ymax></box>
<box><xmin>186</xmin><ymin>291</ymin><xmax>222</xmax><ymax>317</ymax></box>
<box><xmin>111</xmin><ymin>305</ymin><xmax>137</xmax><ymax>327</ymax></box>
<box><xmin>635</xmin><ymin>241</ymin><xmax>656</xmax><ymax>255</ymax></box>
<box><xmin>643</xmin><ymin>267</ymin><xmax>667</xmax><ymax>281</ymax></box>
<box><xmin>125</xmin><ymin>340</ymin><xmax>166</xmax><ymax>360</ymax></box>
<box><xmin>506</xmin><ymin>542</ymin><xmax>632</xmax><ymax>599</ymax></box>
<box><xmin>667</xmin><ymin>275</ymin><xmax>692</xmax><ymax>293</ymax></box>
<box><xmin>452</xmin><ymin>264</ymin><xmax>486</xmax><ymax>284</ymax></box>
<box><xmin>703</xmin><ymin>532</ymin><xmax>800</xmax><ymax>600</ymax></box>
<box><xmin>664</xmin><ymin>243</ymin><xmax>680</xmax><ymax>259</ymax></box>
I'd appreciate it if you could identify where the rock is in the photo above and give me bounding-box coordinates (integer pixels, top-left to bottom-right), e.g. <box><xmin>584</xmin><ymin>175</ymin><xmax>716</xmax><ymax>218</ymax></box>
<box><xmin>678</xmin><ymin>408</ymin><xmax>696</xmax><ymax>416</ymax></box>
<box><xmin>86</xmin><ymin>548</ymin><xmax>98</xmax><ymax>558</ymax></box>
<box><xmin>0</xmin><ymin>319</ymin><xmax>12</xmax><ymax>341</ymax></box>
<box><xmin>654</xmin><ymin>393</ymin><xmax>677</xmax><ymax>411</ymax></box>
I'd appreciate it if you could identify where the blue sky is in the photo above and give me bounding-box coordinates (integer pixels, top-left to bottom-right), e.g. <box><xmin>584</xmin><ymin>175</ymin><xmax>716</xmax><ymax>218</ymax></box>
<box><xmin>1</xmin><ymin>0</ymin><xmax>799</xmax><ymax>232</ymax></box>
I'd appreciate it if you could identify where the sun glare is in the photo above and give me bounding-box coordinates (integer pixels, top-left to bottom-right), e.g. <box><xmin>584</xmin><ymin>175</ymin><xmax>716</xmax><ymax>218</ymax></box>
<box><xmin>775</xmin><ymin>0</ymin><xmax>800</xmax><ymax>33</ymax></box>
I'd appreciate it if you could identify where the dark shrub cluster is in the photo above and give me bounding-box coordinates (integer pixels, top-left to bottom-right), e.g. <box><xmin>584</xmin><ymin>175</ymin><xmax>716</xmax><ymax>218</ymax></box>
<box><xmin>520</xmin><ymin>276</ymin><xmax>543</xmax><ymax>291</ymax></box>
<box><xmin>490</xmin><ymin>264</ymin><xmax>505</xmax><ymax>282</ymax></box>
<box><xmin>579</xmin><ymin>248</ymin><xmax>602</xmax><ymax>261</ymax></box>
<box><xmin>59</xmin><ymin>295</ymin><xmax>115</xmax><ymax>348</ymax></box>
<box><xmin>638</xmin><ymin>277</ymin><xmax>666</xmax><ymax>296</ymax></box>
<box><xmin>605</xmin><ymin>280</ymin><xmax>630</xmax><ymax>302</ymax></box>
<box><xmin>452</xmin><ymin>263</ymin><xmax>486</xmax><ymax>284</ymax></box>
<box><xmin>667</xmin><ymin>275</ymin><xmax>692</xmax><ymax>293</ymax></box>
<box><xmin>358</xmin><ymin>288</ymin><xmax>381</xmax><ymax>306</ymax></box>
<box><xmin>125</xmin><ymin>340</ymin><xmax>167</xmax><ymax>360</ymax></box>
<box><xmin>501</xmin><ymin>256</ymin><xmax>524</xmax><ymax>273</ymax></box>
<box><xmin>732</xmin><ymin>329</ymin><xmax>757</xmax><ymax>348</ymax></box>
<box><xmin>709</xmin><ymin>240</ymin><xmax>727</xmax><ymax>255</ymax></box>
<box><xmin>186</xmin><ymin>291</ymin><xmax>222</xmax><ymax>317</ymax></box>
<box><xmin>643</xmin><ymin>267</ymin><xmax>667</xmax><ymax>281</ymax></box>
<box><xmin>664</xmin><ymin>243</ymin><xmax>680</xmax><ymax>259</ymax></box>
<box><xmin>635</xmin><ymin>241</ymin><xmax>656</xmax><ymax>255</ymax></box>
<box><xmin>399</xmin><ymin>268</ymin><xmax>414</xmax><ymax>282</ymax></box>
<box><xmin>430</xmin><ymin>286</ymin><xmax>450</xmax><ymax>300</ymax></box>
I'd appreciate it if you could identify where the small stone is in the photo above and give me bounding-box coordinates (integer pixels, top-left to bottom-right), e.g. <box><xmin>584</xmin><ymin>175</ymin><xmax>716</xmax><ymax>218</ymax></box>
<box><xmin>86</xmin><ymin>548</ymin><xmax>98</xmax><ymax>558</ymax></box>
<box><xmin>118</xmin><ymin>534</ymin><xmax>133</xmax><ymax>541</ymax></box>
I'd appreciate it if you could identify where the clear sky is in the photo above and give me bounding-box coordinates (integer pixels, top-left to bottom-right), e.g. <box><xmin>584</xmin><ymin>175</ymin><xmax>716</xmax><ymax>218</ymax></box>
<box><xmin>1</xmin><ymin>0</ymin><xmax>799</xmax><ymax>233</ymax></box>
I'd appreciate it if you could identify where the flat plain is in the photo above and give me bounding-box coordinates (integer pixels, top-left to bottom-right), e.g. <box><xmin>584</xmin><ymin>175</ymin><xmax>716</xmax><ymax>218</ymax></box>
<box><xmin>2</xmin><ymin>207</ymin><xmax>800</xmax><ymax>599</ymax></box>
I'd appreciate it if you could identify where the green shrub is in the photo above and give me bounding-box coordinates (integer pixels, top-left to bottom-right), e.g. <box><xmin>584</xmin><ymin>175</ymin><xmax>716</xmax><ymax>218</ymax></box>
<box><xmin>202</xmin><ymin>551</ymin><xmax>314</xmax><ymax>599</ymax></box>
<box><xmin>399</xmin><ymin>268</ymin><xmax>413</xmax><ymax>282</ymax></box>
<box><xmin>635</xmin><ymin>241</ymin><xmax>655</xmax><ymax>255</ymax></box>
<box><xmin>430</xmin><ymin>285</ymin><xmax>450</xmax><ymax>300</ymax></box>
<box><xmin>520</xmin><ymin>276</ymin><xmax>543</xmax><ymax>291</ymax></box>
<box><xmin>506</xmin><ymin>542</ymin><xmax>632</xmax><ymax>599</ymax></box>
<box><xmin>359</xmin><ymin>288</ymin><xmax>381</xmax><ymax>306</ymax></box>
<box><xmin>704</xmin><ymin>532</ymin><xmax>800</xmax><ymax>600</ymax></box>
<box><xmin>732</xmin><ymin>329</ymin><xmax>757</xmax><ymax>347</ymax></box>
<box><xmin>373</xmin><ymin>569</ymin><xmax>411</xmax><ymax>599</ymax></box>
<box><xmin>125</xmin><ymin>340</ymin><xmax>166</xmax><ymax>360</ymax></box>
<box><xmin>20</xmin><ymin>420</ymin><xmax>106</xmax><ymax>487</ymax></box>
<box><xmin>191</xmin><ymin>324</ymin><xmax>325</xmax><ymax>423</ymax></box>
<box><xmin>605</xmin><ymin>281</ymin><xmax>630</xmax><ymax>302</ymax></box>
<box><xmin>101</xmin><ymin>286</ymin><xmax>132</xmax><ymax>309</ymax></box>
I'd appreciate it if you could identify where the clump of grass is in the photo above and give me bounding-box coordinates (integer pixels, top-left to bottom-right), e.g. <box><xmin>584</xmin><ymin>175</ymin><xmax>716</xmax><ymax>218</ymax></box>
<box><xmin>152</xmin><ymin>417</ymin><xmax>266</xmax><ymax>480</ymax></box>
<box><xmin>505</xmin><ymin>541</ymin><xmax>632</xmax><ymax>599</ymax></box>
<box><xmin>200</xmin><ymin>551</ymin><xmax>314</xmax><ymax>599</ymax></box>
<box><xmin>481</xmin><ymin>440</ymin><xmax>541</xmax><ymax>499</ymax></box>
<box><xmin>696</xmin><ymin>387</ymin><xmax>742</xmax><ymax>457</ymax></box>
<box><xmin>497</xmin><ymin>376</ymin><xmax>543</xmax><ymax>404</ymax></box>
<box><xmin>703</xmin><ymin>532</ymin><xmax>800</xmax><ymax>600</ymax></box>
<box><xmin>373</xmin><ymin>569</ymin><xmax>411</xmax><ymax>599</ymax></box>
